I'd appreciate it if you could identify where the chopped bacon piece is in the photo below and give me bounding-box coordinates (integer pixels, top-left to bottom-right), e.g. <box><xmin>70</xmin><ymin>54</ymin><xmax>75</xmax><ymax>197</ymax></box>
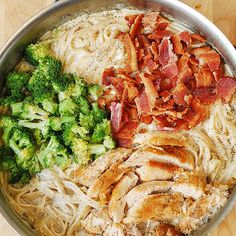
<box><xmin>216</xmin><ymin>76</ymin><xmax>236</xmax><ymax>102</ymax></box>
<box><xmin>196</xmin><ymin>50</ymin><xmax>221</xmax><ymax>72</ymax></box>
<box><xmin>138</xmin><ymin>35</ymin><xmax>153</xmax><ymax>58</ymax></box>
<box><xmin>159</xmin><ymin>37</ymin><xmax>177</xmax><ymax>66</ymax></box>
<box><xmin>159</xmin><ymin>90</ymin><xmax>172</xmax><ymax>102</ymax></box>
<box><xmin>191</xmin><ymin>46</ymin><xmax>211</xmax><ymax>56</ymax></box>
<box><xmin>155</xmin><ymin>98</ymin><xmax>175</xmax><ymax>111</ymax></box>
<box><xmin>135</xmin><ymin>90</ymin><xmax>152</xmax><ymax>115</ymax></box>
<box><xmin>110</xmin><ymin>102</ymin><xmax>123</xmax><ymax>133</ymax></box>
<box><xmin>125</xmin><ymin>15</ymin><xmax>138</xmax><ymax>27</ymax></box>
<box><xmin>140</xmin><ymin>114</ymin><xmax>153</xmax><ymax>124</ymax></box>
<box><xmin>195</xmin><ymin>67</ymin><xmax>215</xmax><ymax>88</ymax></box>
<box><xmin>118</xmin><ymin>33</ymin><xmax>138</xmax><ymax>72</ymax></box>
<box><xmin>156</xmin><ymin>16</ymin><xmax>170</xmax><ymax>30</ymax></box>
<box><xmin>171</xmin><ymin>35</ymin><xmax>184</xmax><ymax>54</ymax></box>
<box><xmin>115</xmin><ymin>138</ymin><xmax>133</xmax><ymax>148</ymax></box>
<box><xmin>130</xmin><ymin>14</ymin><xmax>144</xmax><ymax>38</ymax></box>
<box><xmin>179</xmin><ymin>31</ymin><xmax>191</xmax><ymax>45</ymax></box>
<box><xmin>183</xmin><ymin>110</ymin><xmax>200</xmax><ymax>129</ymax></box>
<box><xmin>177</xmin><ymin>54</ymin><xmax>192</xmax><ymax>84</ymax></box>
<box><xmin>142</xmin><ymin>58</ymin><xmax>159</xmax><ymax>72</ymax></box>
<box><xmin>193</xmin><ymin>87</ymin><xmax>217</xmax><ymax>104</ymax></box>
<box><xmin>142</xmin><ymin>12</ymin><xmax>159</xmax><ymax>33</ymax></box>
<box><xmin>160</xmin><ymin>78</ymin><xmax>173</xmax><ymax>91</ymax></box>
<box><xmin>114</xmin><ymin>121</ymin><xmax>138</xmax><ymax>139</ymax></box>
<box><xmin>128</xmin><ymin>107</ymin><xmax>139</xmax><ymax>121</ymax></box>
<box><xmin>140</xmin><ymin>73</ymin><xmax>158</xmax><ymax>109</ymax></box>
<box><xmin>172</xmin><ymin>83</ymin><xmax>190</xmax><ymax>106</ymax></box>
<box><xmin>191</xmin><ymin>33</ymin><xmax>206</xmax><ymax>43</ymax></box>
<box><xmin>190</xmin><ymin>97</ymin><xmax>209</xmax><ymax>122</ymax></box>
<box><xmin>161</xmin><ymin>62</ymin><xmax>178</xmax><ymax>79</ymax></box>
<box><xmin>150</xmin><ymin>42</ymin><xmax>159</xmax><ymax>61</ymax></box>
<box><xmin>148</xmin><ymin>30</ymin><xmax>173</xmax><ymax>40</ymax></box>
<box><xmin>102</xmin><ymin>68</ymin><xmax>115</xmax><ymax>85</ymax></box>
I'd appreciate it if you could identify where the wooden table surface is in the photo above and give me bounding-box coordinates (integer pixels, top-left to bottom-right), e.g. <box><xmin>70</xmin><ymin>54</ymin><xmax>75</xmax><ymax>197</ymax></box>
<box><xmin>0</xmin><ymin>0</ymin><xmax>236</xmax><ymax>235</ymax></box>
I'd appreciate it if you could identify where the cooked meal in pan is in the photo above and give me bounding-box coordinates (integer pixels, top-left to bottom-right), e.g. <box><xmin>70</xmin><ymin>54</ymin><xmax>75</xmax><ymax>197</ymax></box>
<box><xmin>0</xmin><ymin>8</ymin><xmax>236</xmax><ymax>236</ymax></box>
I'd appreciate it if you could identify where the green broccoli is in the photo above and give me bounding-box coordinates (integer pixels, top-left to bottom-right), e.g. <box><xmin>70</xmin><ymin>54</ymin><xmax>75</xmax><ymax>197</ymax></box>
<box><xmin>91</xmin><ymin>119</ymin><xmax>111</xmax><ymax>143</ymax></box>
<box><xmin>88</xmin><ymin>143</ymin><xmax>106</xmax><ymax>156</ymax></box>
<box><xmin>59</xmin><ymin>98</ymin><xmax>78</xmax><ymax>116</ymax></box>
<box><xmin>52</xmin><ymin>73</ymin><xmax>73</xmax><ymax>93</ymax></box>
<box><xmin>103</xmin><ymin>136</ymin><xmax>116</xmax><ymax>149</ymax></box>
<box><xmin>49</xmin><ymin>116</ymin><xmax>75</xmax><ymax>131</ymax></box>
<box><xmin>5</xmin><ymin>72</ymin><xmax>31</xmax><ymax>100</ymax></box>
<box><xmin>71</xmin><ymin>77</ymin><xmax>88</xmax><ymax>98</ymax></box>
<box><xmin>79</xmin><ymin>113</ymin><xmax>95</xmax><ymax>131</ymax></box>
<box><xmin>75</xmin><ymin>96</ymin><xmax>90</xmax><ymax>115</ymax></box>
<box><xmin>25</xmin><ymin>43</ymin><xmax>50</xmax><ymax>65</ymax></box>
<box><xmin>92</xmin><ymin>103</ymin><xmax>106</xmax><ymax>123</ymax></box>
<box><xmin>71</xmin><ymin>138</ymin><xmax>90</xmax><ymax>165</ymax></box>
<box><xmin>36</xmin><ymin>135</ymin><xmax>70</xmax><ymax>169</ymax></box>
<box><xmin>88</xmin><ymin>84</ymin><xmax>103</xmax><ymax>101</ymax></box>
<box><xmin>0</xmin><ymin>116</ymin><xmax>18</xmax><ymax>145</ymax></box>
<box><xmin>41</xmin><ymin>98</ymin><xmax>58</xmax><ymax>114</ymax></box>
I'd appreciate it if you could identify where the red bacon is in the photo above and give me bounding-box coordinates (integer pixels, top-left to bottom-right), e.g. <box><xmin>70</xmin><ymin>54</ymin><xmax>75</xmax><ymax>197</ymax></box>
<box><xmin>148</xmin><ymin>30</ymin><xmax>173</xmax><ymax>40</ymax></box>
<box><xmin>159</xmin><ymin>37</ymin><xmax>177</xmax><ymax>66</ymax></box>
<box><xmin>130</xmin><ymin>14</ymin><xmax>144</xmax><ymax>38</ymax></box>
<box><xmin>217</xmin><ymin>76</ymin><xmax>236</xmax><ymax>102</ymax></box>
<box><xmin>125</xmin><ymin>15</ymin><xmax>138</xmax><ymax>27</ymax></box>
<box><xmin>177</xmin><ymin>54</ymin><xmax>192</xmax><ymax>84</ymax></box>
<box><xmin>171</xmin><ymin>35</ymin><xmax>184</xmax><ymax>55</ymax></box>
<box><xmin>161</xmin><ymin>62</ymin><xmax>178</xmax><ymax>79</ymax></box>
<box><xmin>156</xmin><ymin>16</ymin><xmax>170</xmax><ymax>30</ymax></box>
<box><xmin>135</xmin><ymin>90</ymin><xmax>152</xmax><ymax>115</ymax></box>
<box><xmin>191</xmin><ymin>33</ymin><xmax>206</xmax><ymax>43</ymax></box>
<box><xmin>172</xmin><ymin>83</ymin><xmax>190</xmax><ymax>106</ymax></box>
<box><xmin>179</xmin><ymin>31</ymin><xmax>192</xmax><ymax>45</ymax></box>
<box><xmin>195</xmin><ymin>67</ymin><xmax>215</xmax><ymax>88</ymax></box>
<box><xmin>110</xmin><ymin>102</ymin><xmax>123</xmax><ymax>133</ymax></box>
<box><xmin>192</xmin><ymin>87</ymin><xmax>217</xmax><ymax>105</ymax></box>
<box><xmin>142</xmin><ymin>12</ymin><xmax>159</xmax><ymax>33</ymax></box>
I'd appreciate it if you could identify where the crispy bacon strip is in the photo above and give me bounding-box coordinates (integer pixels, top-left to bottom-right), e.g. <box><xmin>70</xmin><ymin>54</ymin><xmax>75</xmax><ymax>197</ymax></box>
<box><xmin>217</xmin><ymin>76</ymin><xmax>236</xmax><ymax>102</ymax></box>
<box><xmin>110</xmin><ymin>102</ymin><xmax>123</xmax><ymax>133</ymax></box>
<box><xmin>159</xmin><ymin>37</ymin><xmax>176</xmax><ymax>66</ymax></box>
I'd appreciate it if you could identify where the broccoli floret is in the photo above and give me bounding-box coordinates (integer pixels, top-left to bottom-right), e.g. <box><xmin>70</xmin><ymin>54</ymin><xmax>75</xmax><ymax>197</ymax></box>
<box><xmin>72</xmin><ymin>77</ymin><xmax>88</xmax><ymax>98</ymax></box>
<box><xmin>25</xmin><ymin>43</ymin><xmax>50</xmax><ymax>65</ymax></box>
<box><xmin>71</xmin><ymin>139</ymin><xmax>90</xmax><ymax>165</ymax></box>
<box><xmin>88</xmin><ymin>143</ymin><xmax>106</xmax><ymax>156</ymax></box>
<box><xmin>49</xmin><ymin>116</ymin><xmax>75</xmax><ymax>131</ymax></box>
<box><xmin>103</xmin><ymin>136</ymin><xmax>116</xmax><ymax>149</ymax></box>
<box><xmin>59</xmin><ymin>98</ymin><xmax>78</xmax><ymax>116</ymax></box>
<box><xmin>88</xmin><ymin>84</ymin><xmax>103</xmax><ymax>101</ymax></box>
<box><xmin>32</xmin><ymin>129</ymin><xmax>44</xmax><ymax>146</ymax></box>
<box><xmin>41</xmin><ymin>98</ymin><xmax>58</xmax><ymax>114</ymax></box>
<box><xmin>91</xmin><ymin>119</ymin><xmax>111</xmax><ymax>143</ymax></box>
<box><xmin>0</xmin><ymin>96</ymin><xmax>18</xmax><ymax>106</ymax></box>
<box><xmin>74</xmin><ymin>96</ymin><xmax>90</xmax><ymax>115</ymax></box>
<box><xmin>92</xmin><ymin>103</ymin><xmax>106</xmax><ymax>123</ymax></box>
<box><xmin>36</xmin><ymin>135</ymin><xmax>70</xmax><ymax>169</ymax></box>
<box><xmin>11</xmin><ymin>102</ymin><xmax>50</xmax><ymax>136</ymax></box>
<box><xmin>79</xmin><ymin>113</ymin><xmax>95</xmax><ymax>131</ymax></box>
<box><xmin>0</xmin><ymin>146</ymin><xmax>29</xmax><ymax>183</ymax></box>
<box><xmin>52</xmin><ymin>73</ymin><xmax>73</xmax><ymax>93</ymax></box>
<box><xmin>0</xmin><ymin>116</ymin><xmax>18</xmax><ymax>145</ymax></box>
<box><xmin>6</xmin><ymin>72</ymin><xmax>31</xmax><ymax>100</ymax></box>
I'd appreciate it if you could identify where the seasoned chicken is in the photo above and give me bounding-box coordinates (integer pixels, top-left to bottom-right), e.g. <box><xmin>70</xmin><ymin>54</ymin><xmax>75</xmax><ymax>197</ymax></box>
<box><xmin>171</xmin><ymin>171</ymin><xmax>207</xmax><ymax>199</ymax></box>
<box><xmin>126</xmin><ymin>181</ymin><xmax>172</xmax><ymax>208</ymax></box>
<box><xmin>87</xmin><ymin>160</ymin><xmax>131</xmax><ymax>199</ymax></box>
<box><xmin>124</xmin><ymin>193</ymin><xmax>184</xmax><ymax>224</ymax></box>
<box><xmin>136</xmin><ymin>161</ymin><xmax>179</xmax><ymax>181</ymax></box>
<box><xmin>122</xmin><ymin>147</ymin><xmax>194</xmax><ymax>171</ymax></box>
<box><xmin>82</xmin><ymin>209</ymin><xmax>111</xmax><ymax>234</ymax></box>
<box><xmin>133</xmin><ymin>132</ymin><xmax>187</xmax><ymax>148</ymax></box>
<box><xmin>76</xmin><ymin>148</ymin><xmax>132</xmax><ymax>187</ymax></box>
<box><xmin>103</xmin><ymin>223</ymin><xmax>125</xmax><ymax>236</ymax></box>
<box><xmin>156</xmin><ymin>224</ymin><xmax>182</xmax><ymax>236</ymax></box>
<box><xmin>109</xmin><ymin>172</ymin><xmax>138</xmax><ymax>222</ymax></box>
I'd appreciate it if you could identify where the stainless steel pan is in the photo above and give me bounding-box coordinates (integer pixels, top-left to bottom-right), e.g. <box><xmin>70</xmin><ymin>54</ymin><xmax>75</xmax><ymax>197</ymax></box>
<box><xmin>1</xmin><ymin>0</ymin><xmax>236</xmax><ymax>235</ymax></box>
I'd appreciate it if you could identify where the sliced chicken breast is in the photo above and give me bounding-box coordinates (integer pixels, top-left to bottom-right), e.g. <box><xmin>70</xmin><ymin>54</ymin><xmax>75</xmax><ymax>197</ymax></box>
<box><xmin>75</xmin><ymin>148</ymin><xmax>132</xmax><ymax>187</ymax></box>
<box><xmin>124</xmin><ymin>193</ymin><xmax>184</xmax><ymax>224</ymax></box>
<box><xmin>136</xmin><ymin>161</ymin><xmax>180</xmax><ymax>181</ymax></box>
<box><xmin>87</xmin><ymin>160</ymin><xmax>130</xmax><ymax>199</ymax></box>
<box><xmin>156</xmin><ymin>223</ymin><xmax>183</xmax><ymax>236</ymax></box>
<box><xmin>82</xmin><ymin>209</ymin><xmax>111</xmax><ymax>234</ymax></box>
<box><xmin>109</xmin><ymin>172</ymin><xmax>138</xmax><ymax>222</ymax></box>
<box><xmin>122</xmin><ymin>147</ymin><xmax>194</xmax><ymax>171</ymax></box>
<box><xmin>171</xmin><ymin>171</ymin><xmax>206</xmax><ymax>199</ymax></box>
<box><xmin>126</xmin><ymin>181</ymin><xmax>172</xmax><ymax>208</ymax></box>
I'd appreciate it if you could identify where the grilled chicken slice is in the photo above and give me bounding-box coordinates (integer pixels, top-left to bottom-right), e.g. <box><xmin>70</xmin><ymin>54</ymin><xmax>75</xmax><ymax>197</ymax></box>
<box><xmin>82</xmin><ymin>209</ymin><xmax>111</xmax><ymax>234</ymax></box>
<box><xmin>133</xmin><ymin>132</ymin><xmax>187</xmax><ymax>148</ymax></box>
<box><xmin>87</xmin><ymin>160</ymin><xmax>131</xmax><ymax>199</ymax></box>
<box><xmin>122</xmin><ymin>147</ymin><xmax>194</xmax><ymax>171</ymax></box>
<box><xmin>156</xmin><ymin>224</ymin><xmax>183</xmax><ymax>236</ymax></box>
<box><xmin>171</xmin><ymin>171</ymin><xmax>206</xmax><ymax>199</ymax></box>
<box><xmin>75</xmin><ymin>148</ymin><xmax>132</xmax><ymax>187</ymax></box>
<box><xmin>103</xmin><ymin>223</ymin><xmax>125</xmax><ymax>236</ymax></box>
<box><xmin>126</xmin><ymin>181</ymin><xmax>172</xmax><ymax>208</ymax></box>
<box><xmin>136</xmin><ymin>161</ymin><xmax>179</xmax><ymax>181</ymax></box>
<box><xmin>109</xmin><ymin>172</ymin><xmax>138</xmax><ymax>222</ymax></box>
<box><xmin>124</xmin><ymin>193</ymin><xmax>184</xmax><ymax>224</ymax></box>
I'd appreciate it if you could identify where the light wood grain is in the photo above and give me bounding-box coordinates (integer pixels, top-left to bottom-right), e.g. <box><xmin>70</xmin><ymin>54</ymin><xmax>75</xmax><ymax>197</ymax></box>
<box><xmin>0</xmin><ymin>0</ymin><xmax>236</xmax><ymax>236</ymax></box>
